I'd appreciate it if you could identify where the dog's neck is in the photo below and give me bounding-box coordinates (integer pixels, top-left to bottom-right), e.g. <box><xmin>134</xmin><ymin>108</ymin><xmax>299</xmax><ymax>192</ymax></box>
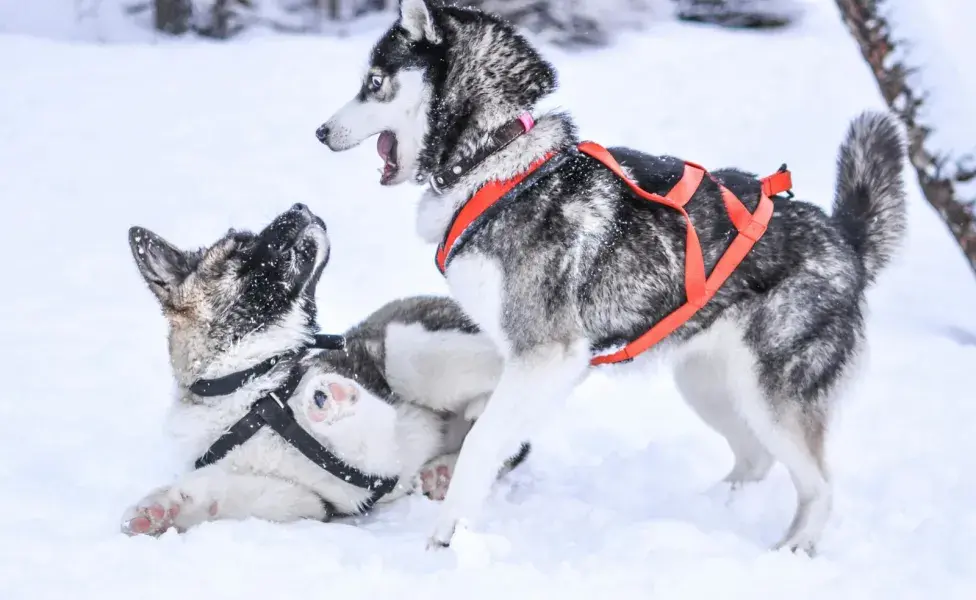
<box><xmin>170</xmin><ymin>306</ymin><xmax>316</xmax><ymax>403</ymax></box>
<box><xmin>415</xmin><ymin>110</ymin><xmax>577</xmax><ymax>244</ymax></box>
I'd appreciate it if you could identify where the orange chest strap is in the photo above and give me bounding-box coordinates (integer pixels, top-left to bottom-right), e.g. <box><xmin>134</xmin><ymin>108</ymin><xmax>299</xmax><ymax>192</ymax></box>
<box><xmin>435</xmin><ymin>142</ymin><xmax>793</xmax><ymax>366</ymax></box>
<box><xmin>435</xmin><ymin>152</ymin><xmax>557</xmax><ymax>274</ymax></box>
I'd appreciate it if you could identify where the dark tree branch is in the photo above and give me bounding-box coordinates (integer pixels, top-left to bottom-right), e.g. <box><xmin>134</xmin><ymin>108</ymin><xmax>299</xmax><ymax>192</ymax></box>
<box><xmin>835</xmin><ymin>0</ymin><xmax>976</xmax><ymax>274</ymax></box>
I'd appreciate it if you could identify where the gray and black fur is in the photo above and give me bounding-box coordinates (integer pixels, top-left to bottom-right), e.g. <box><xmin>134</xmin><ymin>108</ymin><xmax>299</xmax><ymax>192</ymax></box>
<box><xmin>319</xmin><ymin>295</ymin><xmax>481</xmax><ymax>403</ymax></box>
<box><xmin>122</xmin><ymin>203</ymin><xmax>525</xmax><ymax>535</ymax></box>
<box><xmin>318</xmin><ymin>0</ymin><xmax>908</xmax><ymax>554</ymax></box>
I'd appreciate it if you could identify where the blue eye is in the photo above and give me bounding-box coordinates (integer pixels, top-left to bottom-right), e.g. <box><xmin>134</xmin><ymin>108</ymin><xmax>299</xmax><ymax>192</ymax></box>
<box><xmin>368</xmin><ymin>74</ymin><xmax>384</xmax><ymax>91</ymax></box>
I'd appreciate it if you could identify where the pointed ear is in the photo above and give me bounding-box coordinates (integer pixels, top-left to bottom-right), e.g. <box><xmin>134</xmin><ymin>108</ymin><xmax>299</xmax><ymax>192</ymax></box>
<box><xmin>128</xmin><ymin>226</ymin><xmax>194</xmax><ymax>304</ymax></box>
<box><xmin>399</xmin><ymin>0</ymin><xmax>441</xmax><ymax>44</ymax></box>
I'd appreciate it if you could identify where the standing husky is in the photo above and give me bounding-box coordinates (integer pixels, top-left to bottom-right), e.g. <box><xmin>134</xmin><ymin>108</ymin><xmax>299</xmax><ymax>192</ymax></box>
<box><xmin>122</xmin><ymin>204</ymin><xmax>522</xmax><ymax>535</ymax></box>
<box><xmin>316</xmin><ymin>0</ymin><xmax>908</xmax><ymax>553</ymax></box>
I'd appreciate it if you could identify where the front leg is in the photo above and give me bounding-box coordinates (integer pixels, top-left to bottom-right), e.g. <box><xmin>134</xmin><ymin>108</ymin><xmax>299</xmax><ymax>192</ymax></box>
<box><xmin>121</xmin><ymin>465</ymin><xmax>328</xmax><ymax>536</ymax></box>
<box><xmin>427</xmin><ymin>341</ymin><xmax>589</xmax><ymax>548</ymax></box>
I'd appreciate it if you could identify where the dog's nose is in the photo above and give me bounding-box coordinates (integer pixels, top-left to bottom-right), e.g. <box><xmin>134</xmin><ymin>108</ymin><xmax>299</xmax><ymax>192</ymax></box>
<box><xmin>315</xmin><ymin>124</ymin><xmax>330</xmax><ymax>143</ymax></box>
<box><xmin>292</xmin><ymin>203</ymin><xmax>310</xmax><ymax>215</ymax></box>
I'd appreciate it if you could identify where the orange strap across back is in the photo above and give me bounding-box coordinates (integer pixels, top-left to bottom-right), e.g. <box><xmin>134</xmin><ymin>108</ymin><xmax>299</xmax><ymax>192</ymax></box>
<box><xmin>435</xmin><ymin>142</ymin><xmax>792</xmax><ymax>366</ymax></box>
<box><xmin>579</xmin><ymin>142</ymin><xmax>786</xmax><ymax>364</ymax></box>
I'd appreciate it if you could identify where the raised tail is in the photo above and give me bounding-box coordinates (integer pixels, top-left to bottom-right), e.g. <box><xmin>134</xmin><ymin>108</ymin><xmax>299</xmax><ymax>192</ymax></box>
<box><xmin>831</xmin><ymin>111</ymin><xmax>909</xmax><ymax>284</ymax></box>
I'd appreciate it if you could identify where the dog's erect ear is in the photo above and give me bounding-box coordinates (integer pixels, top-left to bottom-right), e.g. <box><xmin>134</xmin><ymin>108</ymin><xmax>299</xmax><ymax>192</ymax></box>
<box><xmin>128</xmin><ymin>226</ymin><xmax>194</xmax><ymax>304</ymax></box>
<box><xmin>399</xmin><ymin>0</ymin><xmax>441</xmax><ymax>44</ymax></box>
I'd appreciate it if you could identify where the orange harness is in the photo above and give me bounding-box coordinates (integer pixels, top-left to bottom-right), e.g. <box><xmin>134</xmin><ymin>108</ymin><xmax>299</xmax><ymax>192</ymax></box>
<box><xmin>435</xmin><ymin>142</ymin><xmax>794</xmax><ymax>365</ymax></box>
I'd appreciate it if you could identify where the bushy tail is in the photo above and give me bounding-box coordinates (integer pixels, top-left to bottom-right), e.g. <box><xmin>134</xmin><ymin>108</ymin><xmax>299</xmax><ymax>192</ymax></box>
<box><xmin>831</xmin><ymin>111</ymin><xmax>908</xmax><ymax>284</ymax></box>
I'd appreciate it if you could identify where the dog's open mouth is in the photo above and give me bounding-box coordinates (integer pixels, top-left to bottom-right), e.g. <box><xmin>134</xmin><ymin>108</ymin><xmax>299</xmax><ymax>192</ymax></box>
<box><xmin>377</xmin><ymin>131</ymin><xmax>399</xmax><ymax>185</ymax></box>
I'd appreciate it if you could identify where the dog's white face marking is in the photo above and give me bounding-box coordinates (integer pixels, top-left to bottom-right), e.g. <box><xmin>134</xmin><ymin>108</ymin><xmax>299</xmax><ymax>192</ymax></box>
<box><xmin>322</xmin><ymin>69</ymin><xmax>431</xmax><ymax>186</ymax></box>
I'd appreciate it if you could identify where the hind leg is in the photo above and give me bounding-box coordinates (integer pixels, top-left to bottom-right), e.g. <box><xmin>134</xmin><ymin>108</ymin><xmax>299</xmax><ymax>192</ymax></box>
<box><xmin>674</xmin><ymin>352</ymin><xmax>774</xmax><ymax>488</ymax></box>
<box><xmin>679</xmin><ymin>316</ymin><xmax>835</xmax><ymax>554</ymax></box>
<box><xmin>738</xmin><ymin>261</ymin><xmax>864</xmax><ymax>554</ymax></box>
<box><xmin>742</xmin><ymin>398</ymin><xmax>831</xmax><ymax>554</ymax></box>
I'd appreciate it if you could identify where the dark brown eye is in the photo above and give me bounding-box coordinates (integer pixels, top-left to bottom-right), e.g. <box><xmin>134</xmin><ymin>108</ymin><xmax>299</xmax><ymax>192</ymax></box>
<box><xmin>367</xmin><ymin>73</ymin><xmax>384</xmax><ymax>92</ymax></box>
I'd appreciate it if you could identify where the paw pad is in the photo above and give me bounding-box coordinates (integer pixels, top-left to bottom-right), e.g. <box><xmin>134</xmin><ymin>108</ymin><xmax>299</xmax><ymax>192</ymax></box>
<box><xmin>419</xmin><ymin>462</ymin><xmax>453</xmax><ymax>501</ymax></box>
<box><xmin>305</xmin><ymin>379</ymin><xmax>359</xmax><ymax>425</ymax></box>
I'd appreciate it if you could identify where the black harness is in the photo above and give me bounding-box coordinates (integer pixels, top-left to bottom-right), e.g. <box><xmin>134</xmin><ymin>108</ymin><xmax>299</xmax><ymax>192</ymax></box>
<box><xmin>190</xmin><ymin>334</ymin><xmax>400</xmax><ymax>516</ymax></box>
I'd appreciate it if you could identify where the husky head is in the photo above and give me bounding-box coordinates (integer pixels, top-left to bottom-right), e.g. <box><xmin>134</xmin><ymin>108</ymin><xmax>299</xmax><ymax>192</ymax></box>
<box><xmin>316</xmin><ymin>0</ymin><xmax>558</xmax><ymax>187</ymax></box>
<box><xmin>128</xmin><ymin>203</ymin><xmax>330</xmax><ymax>382</ymax></box>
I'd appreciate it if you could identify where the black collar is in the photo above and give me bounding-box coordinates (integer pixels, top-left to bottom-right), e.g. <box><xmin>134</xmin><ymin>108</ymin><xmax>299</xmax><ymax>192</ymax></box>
<box><xmin>189</xmin><ymin>333</ymin><xmax>398</xmax><ymax>516</ymax></box>
<box><xmin>429</xmin><ymin>113</ymin><xmax>535</xmax><ymax>194</ymax></box>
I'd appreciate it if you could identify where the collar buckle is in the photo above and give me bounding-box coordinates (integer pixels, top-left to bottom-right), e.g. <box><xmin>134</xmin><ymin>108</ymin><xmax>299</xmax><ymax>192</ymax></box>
<box><xmin>429</xmin><ymin>112</ymin><xmax>535</xmax><ymax>194</ymax></box>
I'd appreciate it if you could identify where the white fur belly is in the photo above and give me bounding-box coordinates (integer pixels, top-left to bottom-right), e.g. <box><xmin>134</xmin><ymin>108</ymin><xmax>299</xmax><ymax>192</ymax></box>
<box><xmin>162</xmin><ymin>385</ymin><xmax>439</xmax><ymax>514</ymax></box>
<box><xmin>165</xmin><ymin>398</ymin><xmax>373</xmax><ymax>513</ymax></box>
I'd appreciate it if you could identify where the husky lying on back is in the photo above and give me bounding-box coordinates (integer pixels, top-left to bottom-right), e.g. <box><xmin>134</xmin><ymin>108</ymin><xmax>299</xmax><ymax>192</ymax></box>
<box><xmin>121</xmin><ymin>203</ymin><xmax>522</xmax><ymax>535</ymax></box>
<box><xmin>317</xmin><ymin>0</ymin><xmax>909</xmax><ymax>554</ymax></box>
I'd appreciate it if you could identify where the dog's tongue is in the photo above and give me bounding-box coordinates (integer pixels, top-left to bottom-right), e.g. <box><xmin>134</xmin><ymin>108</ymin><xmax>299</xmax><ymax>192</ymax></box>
<box><xmin>377</xmin><ymin>131</ymin><xmax>395</xmax><ymax>162</ymax></box>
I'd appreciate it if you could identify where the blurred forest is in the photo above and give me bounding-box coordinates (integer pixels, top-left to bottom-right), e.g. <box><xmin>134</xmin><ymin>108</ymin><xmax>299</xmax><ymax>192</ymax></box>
<box><xmin>142</xmin><ymin>0</ymin><xmax>801</xmax><ymax>44</ymax></box>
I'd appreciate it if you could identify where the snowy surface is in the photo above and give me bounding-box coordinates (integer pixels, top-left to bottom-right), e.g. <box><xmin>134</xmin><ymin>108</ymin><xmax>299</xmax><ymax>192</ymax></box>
<box><xmin>2</xmin><ymin>1</ymin><xmax>976</xmax><ymax>598</ymax></box>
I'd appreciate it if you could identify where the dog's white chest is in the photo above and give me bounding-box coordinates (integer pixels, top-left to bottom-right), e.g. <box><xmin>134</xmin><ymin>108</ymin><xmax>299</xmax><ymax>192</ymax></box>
<box><xmin>444</xmin><ymin>253</ymin><xmax>510</xmax><ymax>357</ymax></box>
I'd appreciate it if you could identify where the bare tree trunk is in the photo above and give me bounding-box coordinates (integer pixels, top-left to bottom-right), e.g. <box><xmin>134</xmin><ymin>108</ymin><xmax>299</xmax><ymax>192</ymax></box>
<box><xmin>154</xmin><ymin>0</ymin><xmax>192</xmax><ymax>34</ymax></box>
<box><xmin>835</xmin><ymin>0</ymin><xmax>976</xmax><ymax>274</ymax></box>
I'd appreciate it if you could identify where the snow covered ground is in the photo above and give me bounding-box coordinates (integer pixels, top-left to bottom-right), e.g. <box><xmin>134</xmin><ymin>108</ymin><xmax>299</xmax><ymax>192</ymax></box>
<box><xmin>2</xmin><ymin>1</ymin><xmax>976</xmax><ymax>598</ymax></box>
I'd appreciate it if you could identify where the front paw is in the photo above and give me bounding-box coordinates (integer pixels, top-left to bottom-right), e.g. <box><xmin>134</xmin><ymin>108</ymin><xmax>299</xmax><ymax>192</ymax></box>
<box><xmin>304</xmin><ymin>378</ymin><xmax>359</xmax><ymax>428</ymax></box>
<box><xmin>426</xmin><ymin>535</ymin><xmax>451</xmax><ymax>551</ymax></box>
<box><xmin>426</xmin><ymin>517</ymin><xmax>458</xmax><ymax>550</ymax></box>
<box><xmin>120</xmin><ymin>487</ymin><xmax>217</xmax><ymax>537</ymax></box>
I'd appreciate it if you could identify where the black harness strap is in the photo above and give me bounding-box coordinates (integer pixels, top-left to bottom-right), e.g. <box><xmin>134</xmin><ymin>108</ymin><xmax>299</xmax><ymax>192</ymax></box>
<box><xmin>188</xmin><ymin>351</ymin><xmax>298</xmax><ymax>397</ymax></box>
<box><xmin>192</xmin><ymin>364</ymin><xmax>305</xmax><ymax>468</ymax></box>
<box><xmin>191</xmin><ymin>334</ymin><xmax>398</xmax><ymax>514</ymax></box>
<box><xmin>313</xmin><ymin>334</ymin><xmax>346</xmax><ymax>351</ymax></box>
<box><xmin>189</xmin><ymin>335</ymin><xmax>345</xmax><ymax>397</ymax></box>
